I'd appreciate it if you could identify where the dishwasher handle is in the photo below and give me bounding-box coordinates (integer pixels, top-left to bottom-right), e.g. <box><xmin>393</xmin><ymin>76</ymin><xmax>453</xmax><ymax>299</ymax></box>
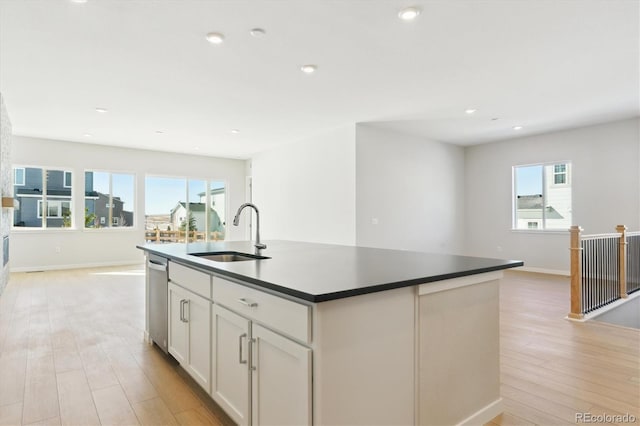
<box><xmin>148</xmin><ymin>260</ymin><xmax>167</xmax><ymax>272</ymax></box>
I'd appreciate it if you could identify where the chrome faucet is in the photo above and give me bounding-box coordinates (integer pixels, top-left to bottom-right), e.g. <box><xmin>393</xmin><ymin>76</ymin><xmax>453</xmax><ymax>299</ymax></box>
<box><xmin>233</xmin><ymin>203</ymin><xmax>267</xmax><ymax>255</ymax></box>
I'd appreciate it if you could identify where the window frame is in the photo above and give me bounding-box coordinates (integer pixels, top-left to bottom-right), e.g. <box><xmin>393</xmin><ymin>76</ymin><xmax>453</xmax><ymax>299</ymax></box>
<box><xmin>84</xmin><ymin>169</ymin><xmax>137</xmax><ymax>230</ymax></box>
<box><xmin>512</xmin><ymin>161</ymin><xmax>572</xmax><ymax>232</ymax></box>
<box><xmin>13</xmin><ymin>166</ymin><xmax>74</xmax><ymax>230</ymax></box>
<box><xmin>144</xmin><ymin>174</ymin><xmax>228</xmax><ymax>243</ymax></box>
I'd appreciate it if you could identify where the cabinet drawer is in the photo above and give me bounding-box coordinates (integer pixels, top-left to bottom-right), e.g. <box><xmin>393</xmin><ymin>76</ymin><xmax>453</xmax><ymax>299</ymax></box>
<box><xmin>169</xmin><ymin>261</ymin><xmax>211</xmax><ymax>299</ymax></box>
<box><xmin>212</xmin><ymin>277</ymin><xmax>311</xmax><ymax>344</ymax></box>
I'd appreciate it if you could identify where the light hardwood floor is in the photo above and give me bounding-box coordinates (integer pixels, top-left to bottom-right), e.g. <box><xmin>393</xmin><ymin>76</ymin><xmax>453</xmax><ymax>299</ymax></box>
<box><xmin>0</xmin><ymin>266</ymin><xmax>638</xmax><ymax>425</ymax></box>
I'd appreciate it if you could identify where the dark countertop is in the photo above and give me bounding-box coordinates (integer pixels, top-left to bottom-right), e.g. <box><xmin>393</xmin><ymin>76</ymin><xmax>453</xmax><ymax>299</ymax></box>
<box><xmin>137</xmin><ymin>240</ymin><xmax>523</xmax><ymax>302</ymax></box>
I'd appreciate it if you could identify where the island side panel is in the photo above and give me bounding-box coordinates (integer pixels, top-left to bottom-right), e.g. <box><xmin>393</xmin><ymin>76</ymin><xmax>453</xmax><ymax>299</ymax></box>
<box><xmin>418</xmin><ymin>274</ymin><xmax>502</xmax><ymax>426</ymax></box>
<box><xmin>312</xmin><ymin>286</ymin><xmax>416</xmax><ymax>426</ymax></box>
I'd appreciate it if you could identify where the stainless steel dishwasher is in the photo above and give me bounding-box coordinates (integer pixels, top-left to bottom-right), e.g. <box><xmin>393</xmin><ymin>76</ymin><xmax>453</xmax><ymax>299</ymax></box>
<box><xmin>148</xmin><ymin>254</ymin><xmax>169</xmax><ymax>353</ymax></box>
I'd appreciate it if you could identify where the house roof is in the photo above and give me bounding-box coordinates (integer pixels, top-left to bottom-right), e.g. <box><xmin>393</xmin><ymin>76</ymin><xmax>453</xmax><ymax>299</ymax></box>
<box><xmin>516</xmin><ymin>195</ymin><xmax>564</xmax><ymax>219</ymax></box>
<box><xmin>172</xmin><ymin>202</ymin><xmax>208</xmax><ymax>213</ymax></box>
<box><xmin>16</xmin><ymin>188</ymin><xmax>71</xmax><ymax>197</ymax></box>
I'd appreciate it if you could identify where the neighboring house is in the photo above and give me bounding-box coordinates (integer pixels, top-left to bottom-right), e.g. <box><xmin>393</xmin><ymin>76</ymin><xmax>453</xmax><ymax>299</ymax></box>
<box><xmin>84</xmin><ymin>191</ymin><xmax>133</xmax><ymax>227</ymax></box>
<box><xmin>516</xmin><ymin>194</ymin><xmax>565</xmax><ymax>230</ymax></box>
<box><xmin>198</xmin><ymin>186</ymin><xmax>226</xmax><ymax>226</ymax></box>
<box><xmin>13</xmin><ymin>167</ymin><xmax>71</xmax><ymax>228</ymax></box>
<box><xmin>170</xmin><ymin>202</ymin><xmax>225</xmax><ymax>236</ymax></box>
<box><xmin>84</xmin><ymin>171</ymin><xmax>134</xmax><ymax>228</ymax></box>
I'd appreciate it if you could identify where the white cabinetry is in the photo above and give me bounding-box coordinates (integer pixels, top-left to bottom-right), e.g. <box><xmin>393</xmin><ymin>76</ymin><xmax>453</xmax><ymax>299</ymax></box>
<box><xmin>211</xmin><ymin>278</ymin><xmax>312</xmax><ymax>426</ymax></box>
<box><xmin>168</xmin><ymin>283</ymin><xmax>188</xmax><ymax>364</ymax></box>
<box><xmin>211</xmin><ymin>304</ymin><xmax>250</xmax><ymax>425</ymax></box>
<box><xmin>251</xmin><ymin>324</ymin><xmax>311</xmax><ymax>426</ymax></box>
<box><xmin>168</xmin><ymin>262</ymin><xmax>212</xmax><ymax>393</ymax></box>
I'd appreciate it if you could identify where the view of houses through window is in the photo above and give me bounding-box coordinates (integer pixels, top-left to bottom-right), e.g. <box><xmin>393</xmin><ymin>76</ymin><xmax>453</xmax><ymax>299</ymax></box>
<box><xmin>84</xmin><ymin>171</ymin><xmax>135</xmax><ymax>228</ymax></box>
<box><xmin>144</xmin><ymin>176</ymin><xmax>226</xmax><ymax>243</ymax></box>
<box><xmin>13</xmin><ymin>167</ymin><xmax>73</xmax><ymax>228</ymax></box>
<box><xmin>12</xmin><ymin>168</ymin><xmax>226</xmax><ymax>240</ymax></box>
<box><xmin>513</xmin><ymin>162</ymin><xmax>572</xmax><ymax>230</ymax></box>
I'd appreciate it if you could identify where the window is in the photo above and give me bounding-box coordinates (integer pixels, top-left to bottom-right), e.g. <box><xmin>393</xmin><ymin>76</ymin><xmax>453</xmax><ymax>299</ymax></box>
<box><xmin>13</xmin><ymin>167</ymin><xmax>73</xmax><ymax>228</ymax></box>
<box><xmin>145</xmin><ymin>176</ymin><xmax>226</xmax><ymax>243</ymax></box>
<box><xmin>14</xmin><ymin>168</ymin><xmax>25</xmax><ymax>186</ymax></box>
<box><xmin>63</xmin><ymin>171</ymin><xmax>72</xmax><ymax>188</ymax></box>
<box><xmin>553</xmin><ymin>164</ymin><xmax>567</xmax><ymax>185</ymax></box>
<box><xmin>85</xmin><ymin>171</ymin><xmax>135</xmax><ymax>228</ymax></box>
<box><xmin>513</xmin><ymin>162</ymin><xmax>572</xmax><ymax>230</ymax></box>
<box><xmin>37</xmin><ymin>200</ymin><xmax>71</xmax><ymax>218</ymax></box>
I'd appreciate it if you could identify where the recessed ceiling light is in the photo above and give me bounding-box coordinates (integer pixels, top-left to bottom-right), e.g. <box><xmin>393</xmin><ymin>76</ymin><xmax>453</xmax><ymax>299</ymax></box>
<box><xmin>70</xmin><ymin>0</ymin><xmax>88</xmax><ymax>3</ymax></box>
<box><xmin>231</xmin><ymin>129</ymin><xmax>240</xmax><ymax>134</ymax></box>
<box><xmin>513</xmin><ymin>125</ymin><xmax>523</xmax><ymax>131</ymax></box>
<box><xmin>465</xmin><ymin>109</ymin><xmax>477</xmax><ymax>114</ymax></box>
<box><xmin>95</xmin><ymin>107</ymin><xmax>108</xmax><ymax>113</ymax></box>
<box><xmin>398</xmin><ymin>6</ymin><xmax>421</xmax><ymax>21</ymax></box>
<box><xmin>491</xmin><ymin>117</ymin><xmax>499</xmax><ymax>121</ymax></box>
<box><xmin>83</xmin><ymin>133</ymin><xmax>92</xmax><ymax>137</ymax></box>
<box><xmin>249</xmin><ymin>28</ymin><xmax>266</xmax><ymax>38</ymax></box>
<box><xmin>194</xmin><ymin>147</ymin><xmax>200</xmax><ymax>151</ymax></box>
<box><xmin>300</xmin><ymin>64</ymin><xmax>317</xmax><ymax>74</ymax></box>
<box><xmin>206</xmin><ymin>32</ymin><xmax>225</xmax><ymax>44</ymax></box>
<box><xmin>155</xmin><ymin>130</ymin><xmax>164</xmax><ymax>134</ymax></box>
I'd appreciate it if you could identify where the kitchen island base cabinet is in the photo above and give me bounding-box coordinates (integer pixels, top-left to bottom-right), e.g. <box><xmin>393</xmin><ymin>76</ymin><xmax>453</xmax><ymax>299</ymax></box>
<box><xmin>211</xmin><ymin>303</ymin><xmax>312</xmax><ymax>426</ymax></box>
<box><xmin>211</xmin><ymin>304</ymin><xmax>250</xmax><ymax>426</ymax></box>
<box><xmin>418</xmin><ymin>272</ymin><xmax>503</xmax><ymax>426</ymax></box>
<box><xmin>251</xmin><ymin>324</ymin><xmax>311</xmax><ymax>426</ymax></box>
<box><xmin>140</xmin><ymin>242</ymin><xmax>521</xmax><ymax>426</ymax></box>
<box><xmin>168</xmin><ymin>282</ymin><xmax>211</xmax><ymax>393</ymax></box>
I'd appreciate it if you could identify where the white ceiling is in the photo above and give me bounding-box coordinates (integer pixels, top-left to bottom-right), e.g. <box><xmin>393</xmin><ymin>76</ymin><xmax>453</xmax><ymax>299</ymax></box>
<box><xmin>0</xmin><ymin>0</ymin><xmax>638</xmax><ymax>159</ymax></box>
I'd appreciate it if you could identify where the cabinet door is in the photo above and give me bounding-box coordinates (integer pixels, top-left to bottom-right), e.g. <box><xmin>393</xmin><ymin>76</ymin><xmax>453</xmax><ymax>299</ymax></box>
<box><xmin>251</xmin><ymin>324</ymin><xmax>311</xmax><ymax>426</ymax></box>
<box><xmin>211</xmin><ymin>305</ymin><xmax>250</xmax><ymax>426</ymax></box>
<box><xmin>185</xmin><ymin>292</ymin><xmax>211</xmax><ymax>392</ymax></box>
<box><xmin>168</xmin><ymin>283</ymin><xmax>188</xmax><ymax>364</ymax></box>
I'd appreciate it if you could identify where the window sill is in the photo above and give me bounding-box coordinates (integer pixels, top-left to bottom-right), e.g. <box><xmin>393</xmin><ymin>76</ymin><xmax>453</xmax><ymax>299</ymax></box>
<box><xmin>12</xmin><ymin>227</ymin><xmax>139</xmax><ymax>233</ymax></box>
<box><xmin>83</xmin><ymin>227</ymin><xmax>138</xmax><ymax>232</ymax></box>
<box><xmin>511</xmin><ymin>228</ymin><xmax>570</xmax><ymax>235</ymax></box>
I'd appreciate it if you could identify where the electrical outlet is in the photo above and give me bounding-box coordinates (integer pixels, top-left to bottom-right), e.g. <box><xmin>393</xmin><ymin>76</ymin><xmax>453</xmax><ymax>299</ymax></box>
<box><xmin>55</xmin><ymin>246</ymin><xmax>61</xmax><ymax>253</ymax></box>
<box><xmin>371</xmin><ymin>218</ymin><xmax>379</xmax><ymax>225</ymax></box>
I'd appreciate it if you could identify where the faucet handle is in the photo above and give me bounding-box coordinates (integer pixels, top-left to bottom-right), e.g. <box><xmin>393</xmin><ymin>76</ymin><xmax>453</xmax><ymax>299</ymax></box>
<box><xmin>255</xmin><ymin>243</ymin><xmax>267</xmax><ymax>250</ymax></box>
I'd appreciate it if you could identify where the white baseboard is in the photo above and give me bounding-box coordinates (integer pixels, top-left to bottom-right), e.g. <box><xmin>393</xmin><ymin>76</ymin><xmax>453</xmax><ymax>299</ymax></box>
<box><xmin>457</xmin><ymin>398</ymin><xmax>504</xmax><ymax>426</ymax></box>
<box><xmin>513</xmin><ymin>266</ymin><xmax>570</xmax><ymax>277</ymax></box>
<box><xmin>10</xmin><ymin>260</ymin><xmax>143</xmax><ymax>273</ymax></box>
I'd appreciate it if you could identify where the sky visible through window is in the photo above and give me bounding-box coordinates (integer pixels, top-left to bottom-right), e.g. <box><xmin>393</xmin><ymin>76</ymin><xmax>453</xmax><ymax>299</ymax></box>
<box><xmin>515</xmin><ymin>165</ymin><xmax>543</xmax><ymax>196</ymax></box>
<box><xmin>145</xmin><ymin>177</ymin><xmax>225</xmax><ymax>215</ymax></box>
<box><xmin>93</xmin><ymin>172</ymin><xmax>135</xmax><ymax>209</ymax></box>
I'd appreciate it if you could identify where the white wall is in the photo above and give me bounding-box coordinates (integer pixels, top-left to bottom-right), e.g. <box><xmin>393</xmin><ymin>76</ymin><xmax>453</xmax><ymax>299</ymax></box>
<box><xmin>0</xmin><ymin>94</ymin><xmax>12</xmax><ymax>295</ymax></box>
<box><xmin>11</xmin><ymin>136</ymin><xmax>247</xmax><ymax>271</ymax></box>
<box><xmin>251</xmin><ymin>126</ymin><xmax>356</xmax><ymax>245</ymax></box>
<box><xmin>355</xmin><ymin>124</ymin><xmax>465</xmax><ymax>254</ymax></box>
<box><xmin>465</xmin><ymin>118</ymin><xmax>640</xmax><ymax>274</ymax></box>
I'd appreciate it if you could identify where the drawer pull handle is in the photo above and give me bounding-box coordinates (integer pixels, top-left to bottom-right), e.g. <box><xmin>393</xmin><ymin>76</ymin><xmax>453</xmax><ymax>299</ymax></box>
<box><xmin>180</xmin><ymin>299</ymin><xmax>189</xmax><ymax>323</ymax></box>
<box><xmin>239</xmin><ymin>333</ymin><xmax>247</xmax><ymax>364</ymax></box>
<box><xmin>237</xmin><ymin>298</ymin><xmax>258</xmax><ymax>308</ymax></box>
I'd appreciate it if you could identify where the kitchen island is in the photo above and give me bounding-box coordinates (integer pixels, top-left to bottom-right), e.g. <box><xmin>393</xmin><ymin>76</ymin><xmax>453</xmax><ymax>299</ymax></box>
<box><xmin>138</xmin><ymin>240</ymin><xmax>522</xmax><ymax>426</ymax></box>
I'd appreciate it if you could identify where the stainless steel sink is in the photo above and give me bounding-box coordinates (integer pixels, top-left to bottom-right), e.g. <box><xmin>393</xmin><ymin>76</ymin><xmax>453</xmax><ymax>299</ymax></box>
<box><xmin>189</xmin><ymin>251</ymin><xmax>270</xmax><ymax>262</ymax></box>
